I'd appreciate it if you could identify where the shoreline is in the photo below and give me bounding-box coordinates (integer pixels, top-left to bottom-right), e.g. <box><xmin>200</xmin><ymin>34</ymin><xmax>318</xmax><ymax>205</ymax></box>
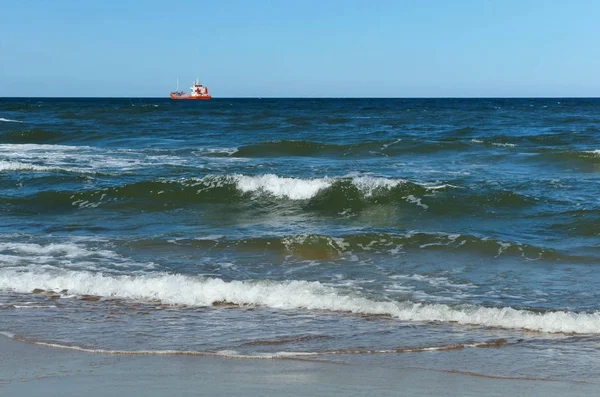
<box><xmin>2</xmin><ymin>334</ymin><xmax>598</xmax><ymax>397</ymax></box>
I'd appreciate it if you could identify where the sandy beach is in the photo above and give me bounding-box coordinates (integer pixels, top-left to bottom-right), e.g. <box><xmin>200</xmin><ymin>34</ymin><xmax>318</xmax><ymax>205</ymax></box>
<box><xmin>1</xmin><ymin>335</ymin><xmax>598</xmax><ymax>397</ymax></box>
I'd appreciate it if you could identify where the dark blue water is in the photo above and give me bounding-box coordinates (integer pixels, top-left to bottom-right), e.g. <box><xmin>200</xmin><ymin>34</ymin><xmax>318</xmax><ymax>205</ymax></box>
<box><xmin>1</xmin><ymin>98</ymin><xmax>600</xmax><ymax>380</ymax></box>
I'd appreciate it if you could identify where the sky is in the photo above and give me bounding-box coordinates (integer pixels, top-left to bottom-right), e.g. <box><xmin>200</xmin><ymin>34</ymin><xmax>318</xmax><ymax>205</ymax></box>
<box><xmin>1</xmin><ymin>0</ymin><xmax>599</xmax><ymax>97</ymax></box>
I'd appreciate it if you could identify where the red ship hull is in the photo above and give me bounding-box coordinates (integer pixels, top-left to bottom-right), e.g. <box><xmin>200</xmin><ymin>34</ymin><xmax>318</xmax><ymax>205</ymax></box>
<box><xmin>170</xmin><ymin>93</ymin><xmax>212</xmax><ymax>100</ymax></box>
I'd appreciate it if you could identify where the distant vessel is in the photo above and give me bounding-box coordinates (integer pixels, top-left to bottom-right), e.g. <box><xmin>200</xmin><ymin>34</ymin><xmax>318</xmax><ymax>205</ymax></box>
<box><xmin>170</xmin><ymin>77</ymin><xmax>211</xmax><ymax>100</ymax></box>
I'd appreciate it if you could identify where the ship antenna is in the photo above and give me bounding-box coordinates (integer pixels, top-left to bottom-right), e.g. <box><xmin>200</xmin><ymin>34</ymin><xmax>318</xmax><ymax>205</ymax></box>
<box><xmin>176</xmin><ymin>77</ymin><xmax>179</xmax><ymax>91</ymax></box>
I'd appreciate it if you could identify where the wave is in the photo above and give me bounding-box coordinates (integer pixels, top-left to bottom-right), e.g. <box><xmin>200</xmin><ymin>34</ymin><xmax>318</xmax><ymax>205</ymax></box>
<box><xmin>0</xmin><ymin>232</ymin><xmax>576</xmax><ymax>266</ymax></box>
<box><xmin>54</xmin><ymin>103</ymin><xmax>167</xmax><ymax>120</ymax></box>
<box><xmin>471</xmin><ymin>139</ymin><xmax>517</xmax><ymax>148</ymax></box>
<box><xmin>231</xmin><ymin>134</ymin><xmax>599</xmax><ymax>159</ymax></box>
<box><xmin>0</xmin><ymin>160</ymin><xmax>94</xmax><ymax>174</ymax></box>
<box><xmin>1</xmin><ymin>174</ymin><xmax>541</xmax><ymax>216</ymax></box>
<box><xmin>0</xmin><ymin>143</ymin><xmax>92</xmax><ymax>152</ymax></box>
<box><xmin>533</xmin><ymin>148</ymin><xmax>600</xmax><ymax>164</ymax></box>
<box><xmin>583</xmin><ymin>150</ymin><xmax>600</xmax><ymax>159</ymax></box>
<box><xmin>548</xmin><ymin>209</ymin><xmax>600</xmax><ymax>237</ymax></box>
<box><xmin>0</xmin><ymin>143</ymin><xmax>223</xmax><ymax>173</ymax></box>
<box><xmin>0</xmin><ymin>240</ymin><xmax>155</xmax><ymax>272</ymax></box>
<box><xmin>234</xmin><ymin>174</ymin><xmax>336</xmax><ymax>199</ymax></box>
<box><xmin>0</xmin><ymin>117</ymin><xmax>22</xmax><ymax>123</ymax></box>
<box><xmin>468</xmin><ymin>132</ymin><xmax>596</xmax><ymax>148</ymax></box>
<box><xmin>0</xmin><ymin>241</ymin><xmax>118</xmax><ymax>260</ymax></box>
<box><xmin>139</xmin><ymin>232</ymin><xmax>576</xmax><ymax>262</ymax></box>
<box><xmin>232</xmin><ymin>139</ymin><xmax>472</xmax><ymax>158</ymax></box>
<box><xmin>0</xmin><ymin>128</ymin><xmax>64</xmax><ymax>144</ymax></box>
<box><xmin>0</xmin><ymin>174</ymin><xmax>415</xmax><ymax>204</ymax></box>
<box><xmin>1</xmin><ymin>332</ymin><xmax>509</xmax><ymax>358</ymax></box>
<box><xmin>0</xmin><ymin>101</ymin><xmax>48</xmax><ymax>112</ymax></box>
<box><xmin>1</xmin><ymin>269</ymin><xmax>599</xmax><ymax>334</ymax></box>
<box><xmin>545</xmin><ymin>115</ymin><xmax>600</xmax><ymax>125</ymax></box>
<box><xmin>0</xmin><ymin>333</ymin><xmax>312</xmax><ymax>359</ymax></box>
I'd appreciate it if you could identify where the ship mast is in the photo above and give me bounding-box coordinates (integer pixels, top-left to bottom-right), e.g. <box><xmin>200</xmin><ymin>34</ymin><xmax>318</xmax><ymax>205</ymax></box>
<box><xmin>176</xmin><ymin>77</ymin><xmax>179</xmax><ymax>91</ymax></box>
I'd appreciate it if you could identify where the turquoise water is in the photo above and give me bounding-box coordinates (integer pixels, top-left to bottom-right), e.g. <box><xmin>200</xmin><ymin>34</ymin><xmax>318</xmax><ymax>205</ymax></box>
<box><xmin>1</xmin><ymin>98</ymin><xmax>600</xmax><ymax>380</ymax></box>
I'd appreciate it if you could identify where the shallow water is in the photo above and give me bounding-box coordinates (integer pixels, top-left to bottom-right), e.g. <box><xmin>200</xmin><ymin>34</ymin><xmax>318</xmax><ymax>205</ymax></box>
<box><xmin>1</xmin><ymin>98</ymin><xmax>600</xmax><ymax>380</ymax></box>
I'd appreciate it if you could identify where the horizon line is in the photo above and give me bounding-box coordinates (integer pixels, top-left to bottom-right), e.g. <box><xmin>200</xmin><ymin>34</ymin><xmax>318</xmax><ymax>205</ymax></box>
<box><xmin>1</xmin><ymin>96</ymin><xmax>599</xmax><ymax>100</ymax></box>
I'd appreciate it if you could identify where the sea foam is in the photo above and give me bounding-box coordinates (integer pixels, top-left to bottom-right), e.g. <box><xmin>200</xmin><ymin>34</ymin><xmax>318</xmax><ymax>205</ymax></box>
<box><xmin>0</xmin><ymin>117</ymin><xmax>23</xmax><ymax>123</ymax></box>
<box><xmin>234</xmin><ymin>174</ymin><xmax>332</xmax><ymax>200</ymax></box>
<box><xmin>1</xmin><ymin>269</ymin><xmax>599</xmax><ymax>334</ymax></box>
<box><xmin>229</xmin><ymin>174</ymin><xmax>410</xmax><ymax>200</ymax></box>
<box><xmin>0</xmin><ymin>160</ymin><xmax>93</xmax><ymax>174</ymax></box>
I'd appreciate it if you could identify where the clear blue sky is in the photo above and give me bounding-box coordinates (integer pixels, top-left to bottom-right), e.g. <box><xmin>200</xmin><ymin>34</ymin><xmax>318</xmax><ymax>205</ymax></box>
<box><xmin>1</xmin><ymin>0</ymin><xmax>598</xmax><ymax>97</ymax></box>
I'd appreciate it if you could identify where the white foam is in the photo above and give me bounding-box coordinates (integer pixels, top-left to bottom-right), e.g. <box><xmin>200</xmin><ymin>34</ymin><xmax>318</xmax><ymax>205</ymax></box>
<box><xmin>492</xmin><ymin>143</ymin><xmax>517</xmax><ymax>148</ymax></box>
<box><xmin>381</xmin><ymin>139</ymin><xmax>402</xmax><ymax>149</ymax></box>
<box><xmin>0</xmin><ymin>160</ymin><xmax>96</xmax><ymax>174</ymax></box>
<box><xmin>0</xmin><ymin>143</ymin><xmax>106</xmax><ymax>174</ymax></box>
<box><xmin>0</xmin><ymin>144</ymin><xmax>244</xmax><ymax>173</ymax></box>
<box><xmin>0</xmin><ymin>117</ymin><xmax>22</xmax><ymax>123</ymax></box>
<box><xmin>0</xmin><ymin>160</ymin><xmax>56</xmax><ymax>172</ymax></box>
<box><xmin>0</xmin><ymin>144</ymin><xmax>149</xmax><ymax>173</ymax></box>
<box><xmin>2</xmin><ymin>269</ymin><xmax>600</xmax><ymax>334</ymax></box>
<box><xmin>234</xmin><ymin>174</ymin><xmax>332</xmax><ymax>200</ymax></box>
<box><xmin>281</xmin><ymin>234</ymin><xmax>350</xmax><ymax>254</ymax></box>
<box><xmin>419</xmin><ymin>183</ymin><xmax>460</xmax><ymax>190</ymax></box>
<box><xmin>195</xmin><ymin>147</ymin><xmax>238</xmax><ymax>156</ymax></box>
<box><xmin>230</xmin><ymin>174</ymin><xmax>409</xmax><ymax>200</ymax></box>
<box><xmin>584</xmin><ymin>150</ymin><xmax>600</xmax><ymax>157</ymax></box>
<box><xmin>193</xmin><ymin>235</ymin><xmax>224</xmax><ymax>241</ymax></box>
<box><xmin>390</xmin><ymin>274</ymin><xmax>475</xmax><ymax>290</ymax></box>
<box><xmin>14</xmin><ymin>305</ymin><xmax>57</xmax><ymax>309</ymax></box>
<box><xmin>0</xmin><ymin>143</ymin><xmax>85</xmax><ymax>152</ymax></box>
<box><xmin>471</xmin><ymin>139</ymin><xmax>516</xmax><ymax>148</ymax></box>
<box><xmin>0</xmin><ymin>242</ymin><xmax>117</xmax><ymax>259</ymax></box>
<box><xmin>350</xmin><ymin>176</ymin><xmax>405</xmax><ymax>197</ymax></box>
<box><xmin>0</xmin><ymin>242</ymin><xmax>155</xmax><ymax>271</ymax></box>
<box><xmin>405</xmin><ymin>195</ymin><xmax>429</xmax><ymax>209</ymax></box>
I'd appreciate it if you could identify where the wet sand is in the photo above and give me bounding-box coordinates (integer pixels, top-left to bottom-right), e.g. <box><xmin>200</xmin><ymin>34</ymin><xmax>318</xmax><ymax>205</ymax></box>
<box><xmin>2</xmin><ymin>336</ymin><xmax>599</xmax><ymax>397</ymax></box>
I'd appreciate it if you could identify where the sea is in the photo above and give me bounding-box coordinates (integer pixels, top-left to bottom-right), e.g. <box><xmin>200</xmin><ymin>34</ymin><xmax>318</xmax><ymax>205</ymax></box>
<box><xmin>1</xmin><ymin>98</ymin><xmax>600</xmax><ymax>381</ymax></box>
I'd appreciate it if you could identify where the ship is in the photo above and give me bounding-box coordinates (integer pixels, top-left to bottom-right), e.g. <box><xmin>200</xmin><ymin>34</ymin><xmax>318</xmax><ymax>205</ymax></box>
<box><xmin>170</xmin><ymin>77</ymin><xmax>212</xmax><ymax>100</ymax></box>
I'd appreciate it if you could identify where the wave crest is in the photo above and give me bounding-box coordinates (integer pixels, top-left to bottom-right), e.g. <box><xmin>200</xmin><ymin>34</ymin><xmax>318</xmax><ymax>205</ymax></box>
<box><xmin>1</xmin><ymin>174</ymin><xmax>541</xmax><ymax>217</ymax></box>
<box><xmin>1</xmin><ymin>269</ymin><xmax>600</xmax><ymax>334</ymax></box>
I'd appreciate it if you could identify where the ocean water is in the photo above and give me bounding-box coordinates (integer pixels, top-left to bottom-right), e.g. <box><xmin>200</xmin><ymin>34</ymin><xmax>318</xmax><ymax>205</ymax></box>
<box><xmin>1</xmin><ymin>98</ymin><xmax>600</xmax><ymax>380</ymax></box>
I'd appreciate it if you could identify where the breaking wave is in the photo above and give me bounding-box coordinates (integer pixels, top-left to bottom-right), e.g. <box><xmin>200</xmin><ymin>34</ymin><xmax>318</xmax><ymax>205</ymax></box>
<box><xmin>0</xmin><ymin>174</ymin><xmax>428</xmax><ymax>210</ymax></box>
<box><xmin>1</xmin><ymin>269</ymin><xmax>600</xmax><ymax>334</ymax></box>
<box><xmin>0</xmin><ymin>173</ymin><xmax>540</xmax><ymax>217</ymax></box>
